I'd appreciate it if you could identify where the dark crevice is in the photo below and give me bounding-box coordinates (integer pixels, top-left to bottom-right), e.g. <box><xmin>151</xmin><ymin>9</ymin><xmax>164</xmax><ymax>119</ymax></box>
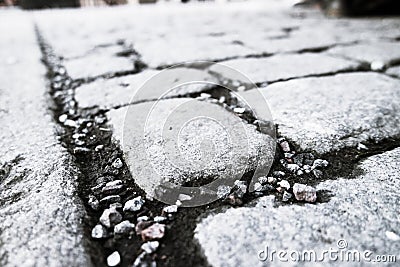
<box><xmin>0</xmin><ymin>155</ymin><xmax>24</xmax><ymax>185</ymax></box>
<box><xmin>262</xmin><ymin>65</ymin><xmax>370</xmax><ymax>86</ymax></box>
<box><xmin>35</xmin><ymin>25</ymin><xmax>213</xmax><ymax>267</ymax></box>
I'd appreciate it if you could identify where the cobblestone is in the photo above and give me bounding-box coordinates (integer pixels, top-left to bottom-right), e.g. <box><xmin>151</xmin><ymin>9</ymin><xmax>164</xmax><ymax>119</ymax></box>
<box><xmin>241</xmin><ymin>72</ymin><xmax>400</xmax><ymax>153</ymax></box>
<box><xmin>195</xmin><ymin>147</ymin><xmax>400</xmax><ymax>267</ymax></box>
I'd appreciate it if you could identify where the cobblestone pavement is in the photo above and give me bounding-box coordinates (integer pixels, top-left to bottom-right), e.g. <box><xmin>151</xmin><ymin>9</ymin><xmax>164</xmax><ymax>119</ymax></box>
<box><xmin>1</xmin><ymin>1</ymin><xmax>400</xmax><ymax>266</ymax></box>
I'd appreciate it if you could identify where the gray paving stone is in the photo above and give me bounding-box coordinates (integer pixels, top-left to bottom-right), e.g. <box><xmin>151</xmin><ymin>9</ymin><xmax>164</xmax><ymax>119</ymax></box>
<box><xmin>328</xmin><ymin>41</ymin><xmax>400</xmax><ymax>67</ymax></box>
<box><xmin>107</xmin><ymin>98</ymin><xmax>274</xmax><ymax>204</ymax></box>
<box><xmin>0</xmin><ymin>10</ymin><xmax>91</xmax><ymax>267</ymax></box>
<box><xmin>75</xmin><ymin>67</ymin><xmax>219</xmax><ymax>109</ymax></box>
<box><xmin>240</xmin><ymin>72</ymin><xmax>400</xmax><ymax>154</ymax></box>
<box><xmin>136</xmin><ymin>37</ymin><xmax>256</xmax><ymax>68</ymax></box>
<box><xmin>386</xmin><ymin>65</ymin><xmax>400</xmax><ymax>78</ymax></box>
<box><xmin>209</xmin><ymin>53</ymin><xmax>360</xmax><ymax>84</ymax></box>
<box><xmin>63</xmin><ymin>45</ymin><xmax>136</xmax><ymax>80</ymax></box>
<box><xmin>195</xmin><ymin>147</ymin><xmax>400</xmax><ymax>267</ymax></box>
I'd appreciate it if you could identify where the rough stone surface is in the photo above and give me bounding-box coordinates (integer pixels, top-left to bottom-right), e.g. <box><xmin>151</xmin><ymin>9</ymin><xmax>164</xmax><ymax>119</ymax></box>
<box><xmin>75</xmin><ymin>67</ymin><xmax>219</xmax><ymax>109</ymax></box>
<box><xmin>386</xmin><ymin>65</ymin><xmax>400</xmax><ymax>78</ymax></box>
<box><xmin>107</xmin><ymin>98</ymin><xmax>275</xmax><ymax>200</ymax></box>
<box><xmin>0</xmin><ymin>10</ymin><xmax>91</xmax><ymax>267</ymax></box>
<box><xmin>195</xmin><ymin>148</ymin><xmax>400</xmax><ymax>267</ymax></box>
<box><xmin>241</xmin><ymin>72</ymin><xmax>400</xmax><ymax>153</ymax></box>
<box><xmin>328</xmin><ymin>41</ymin><xmax>400</xmax><ymax>67</ymax></box>
<box><xmin>63</xmin><ymin>45</ymin><xmax>136</xmax><ymax>80</ymax></box>
<box><xmin>209</xmin><ymin>53</ymin><xmax>360</xmax><ymax>84</ymax></box>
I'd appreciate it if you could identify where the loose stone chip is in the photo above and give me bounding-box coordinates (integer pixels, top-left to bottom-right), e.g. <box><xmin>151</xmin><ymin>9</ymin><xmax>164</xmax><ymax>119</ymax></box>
<box><xmin>141</xmin><ymin>223</ymin><xmax>165</xmax><ymax>241</ymax></box>
<box><xmin>293</xmin><ymin>183</ymin><xmax>317</xmax><ymax>203</ymax></box>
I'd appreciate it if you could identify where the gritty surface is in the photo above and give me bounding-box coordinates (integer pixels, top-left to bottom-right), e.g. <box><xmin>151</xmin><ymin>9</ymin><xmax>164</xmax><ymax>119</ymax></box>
<box><xmin>0</xmin><ymin>1</ymin><xmax>399</xmax><ymax>267</ymax></box>
<box><xmin>0</xmin><ymin>10</ymin><xmax>91</xmax><ymax>267</ymax></box>
<box><xmin>108</xmin><ymin>98</ymin><xmax>274</xmax><ymax>204</ymax></box>
<box><xmin>209</xmin><ymin>52</ymin><xmax>361</xmax><ymax>84</ymax></box>
<box><xmin>195</xmin><ymin>147</ymin><xmax>400</xmax><ymax>267</ymax></box>
<box><xmin>241</xmin><ymin>72</ymin><xmax>400</xmax><ymax>154</ymax></box>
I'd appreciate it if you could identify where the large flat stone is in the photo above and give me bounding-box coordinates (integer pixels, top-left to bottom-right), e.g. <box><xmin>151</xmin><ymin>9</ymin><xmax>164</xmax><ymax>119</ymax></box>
<box><xmin>0</xmin><ymin>10</ymin><xmax>91</xmax><ymax>267</ymax></box>
<box><xmin>328</xmin><ymin>41</ymin><xmax>400</xmax><ymax>67</ymax></box>
<box><xmin>107</xmin><ymin>98</ymin><xmax>275</xmax><ymax>205</ymax></box>
<box><xmin>240</xmin><ymin>72</ymin><xmax>400</xmax><ymax>154</ymax></box>
<box><xmin>75</xmin><ymin>67</ymin><xmax>219</xmax><ymax>109</ymax></box>
<box><xmin>209</xmin><ymin>53</ymin><xmax>360</xmax><ymax>84</ymax></box>
<box><xmin>63</xmin><ymin>45</ymin><xmax>136</xmax><ymax>80</ymax></box>
<box><xmin>195</xmin><ymin>147</ymin><xmax>400</xmax><ymax>267</ymax></box>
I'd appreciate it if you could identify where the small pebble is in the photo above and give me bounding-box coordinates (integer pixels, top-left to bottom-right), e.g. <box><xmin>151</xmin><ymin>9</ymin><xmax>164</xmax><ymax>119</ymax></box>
<box><xmin>132</xmin><ymin>252</ymin><xmax>146</xmax><ymax>267</ymax></box>
<box><xmin>217</xmin><ymin>185</ymin><xmax>231</xmax><ymax>198</ymax></box>
<box><xmin>100</xmin><ymin>195</ymin><xmax>121</xmax><ymax>206</ymax></box>
<box><xmin>286</xmin><ymin>164</ymin><xmax>301</xmax><ymax>173</ymax></box>
<box><xmin>370</xmin><ymin>61</ymin><xmax>385</xmax><ymax>71</ymax></box>
<box><xmin>162</xmin><ymin>205</ymin><xmax>178</xmax><ymax>214</ymax></box>
<box><xmin>357</xmin><ymin>143</ymin><xmax>368</xmax><ymax>150</ymax></box>
<box><xmin>107</xmin><ymin>251</ymin><xmax>121</xmax><ymax>267</ymax></box>
<box><xmin>282</xmin><ymin>191</ymin><xmax>292</xmax><ymax>202</ymax></box>
<box><xmin>100</xmin><ymin>206</ymin><xmax>123</xmax><ymax>228</ymax></box>
<box><xmin>268</xmin><ymin>176</ymin><xmax>277</xmax><ymax>184</ymax></box>
<box><xmin>112</xmin><ymin>158</ymin><xmax>123</xmax><ymax>169</ymax></box>
<box><xmin>258</xmin><ymin>176</ymin><xmax>268</xmax><ymax>184</ymax></box>
<box><xmin>233</xmin><ymin>107</ymin><xmax>246</xmax><ymax>114</ymax></box>
<box><xmin>254</xmin><ymin>182</ymin><xmax>263</xmax><ymax>192</ymax></box>
<box><xmin>279</xmin><ymin>140</ymin><xmax>291</xmax><ymax>152</ymax></box>
<box><xmin>91</xmin><ymin>224</ymin><xmax>108</xmax><ymax>239</ymax></box>
<box><xmin>64</xmin><ymin>119</ymin><xmax>77</xmax><ymax>128</ymax></box>
<box><xmin>73</xmin><ymin>147</ymin><xmax>90</xmax><ymax>154</ymax></box>
<box><xmin>153</xmin><ymin>216</ymin><xmax>166</xmax><ymax>223</ymax></box>
<box><xmin>218</xmin><ymin>96</ymin><xmax>226</xmax><ymax>103</ymax></box>
<box><xmin>110</xmin><ymin>202</ymin><xmax>122</xmax><ymax>209</ymax></box>
<box><xmin>277</xmin><ymin>180</ymin><xmax>290</xmax><ymax>190</ymax></box>
<box><xmin>312</xmin><ymin>159</ymin><xmax>329</xmax><ymax>169</ymax></box>
<box><xmin>200</xmin><ymin>93</ymin><xmax>211</xmax><ymax>98</ymax></box>
<box><xmin>313</xmin><ymin>169</ymin><xmax>323</xmax><ymax>179</ymax></box>
<box><xmin>141</xmin><ymin>241</ymin><xmax>159</xmax><ymax>254</ymax></box>
<box><xmin>102</xmin><ymin>180</ymin><xmax>124</xmax><ymax>195</ymax></box>
<box><xmin>123</xmin><ymin>196</ymin><xmax>145</xmax><ymax>212</ymax></box>
<box><xmin>233</xmin><ymin>180</ymin><xmax>247</xmax><ymax>198</ymax></box>
<box><xmin>178</xmin><ymin>193</ymin><xmax>192</xmax><ymax>201</ymax></box>
<box><xmin>91</xmin><ymin>183</ymin><xmax>105</xmax><ymax>195</ymax></box>
<box><xmin>141</xmin><ymin>223</ymin><xmax>165</xmax><ymax>241</ymax></box>
<box><xmin>385</xmin><ymin>231</ymin><xmax>400</xmax><ymax>241</ymax></box>
<box><xmin>284</xmin><ymin>152</ymin><xmax>294</xmax><ymax>159</ymax></box>
<box><xmin>95</xmin><ymin>145</ymin><xmax>104</xmax><ymax>151</ymax></box>
<box><xmin>58</xmin><ymin>114</ymin><xmax>68</xmax><ymax>123</ymax></box>
<box><xmin>293</xmin><ymin>183</ymin><xmax>317</xmax><ymax>203</ymax></box>
<box><xmin>88</xmin><ymin>195</ymin><xmax>99</xmax><ymax>210</ymax></box>
<box><xmin>114</xmin><ymin>220</ymin><xmax>135</xmax><ymax>235</ymax></box>
<box><xmin>137</xmin><ymin>216</ymin><xmax>149</xmax><ymax>222</ymax></box>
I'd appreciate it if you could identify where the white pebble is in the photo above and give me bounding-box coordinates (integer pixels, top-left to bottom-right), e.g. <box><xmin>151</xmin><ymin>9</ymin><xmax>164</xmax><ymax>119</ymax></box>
<box><xmin>107</xmin><ymin>251</ymin><xmax>121</xmax><ymax>267</ymax></box>
<box><xmin>141</xmin><ymin>241</ymin><xmax>159</xmax><ymax>254</ymax></box>
<box><xmin>163</xmin><ymin>204</ymin><xmax>178</xmax><ymax>213</ymax></box>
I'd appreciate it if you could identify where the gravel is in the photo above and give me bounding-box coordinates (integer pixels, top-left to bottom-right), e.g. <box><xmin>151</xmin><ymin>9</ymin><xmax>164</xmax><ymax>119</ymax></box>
<box><xmin>123</xmin><ymin>196</ymin><xmax>145</xmax><ymax>213</ymax></box>
<box><xmin>292</xmin><ymin>183</ymin><xmax>317</xmax><ymax>203</ymax></box>
<box><xmin>100</xmin><ymin>206</ymin><xmax>123</xmax><ymax>228</ymax></box>
<box><xmin>114</xmin><ymin>220</ymin><xmax>136</xmax><ymax>235</ymax></box>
